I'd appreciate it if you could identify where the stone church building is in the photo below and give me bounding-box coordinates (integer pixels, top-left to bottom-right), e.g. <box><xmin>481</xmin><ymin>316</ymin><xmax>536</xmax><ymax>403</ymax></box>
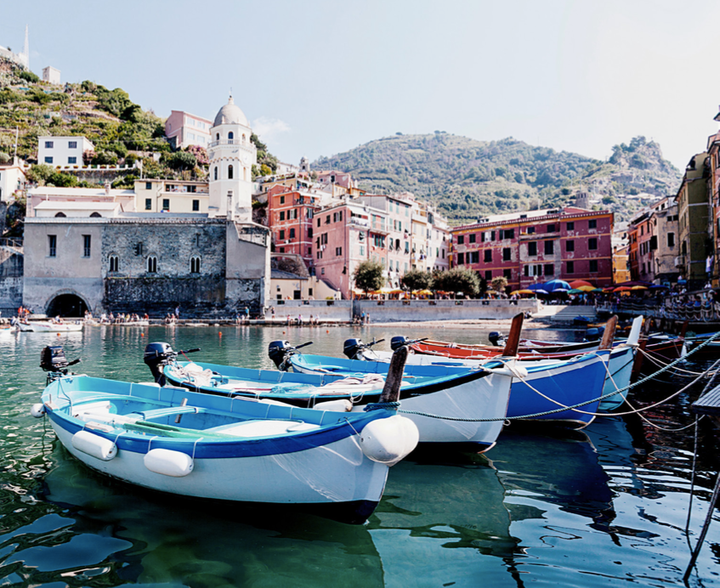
<box><xmin>21</xmin><ymin>97</ymin><xmax>271</xmax><ymax>317</ymax></box>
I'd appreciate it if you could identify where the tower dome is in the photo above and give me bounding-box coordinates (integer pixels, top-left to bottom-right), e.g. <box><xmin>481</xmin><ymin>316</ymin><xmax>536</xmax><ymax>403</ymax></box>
<box><xmin>213</xmin><ymin>95</ymin><xmax>248</xmax><ymax>127</ymax></box>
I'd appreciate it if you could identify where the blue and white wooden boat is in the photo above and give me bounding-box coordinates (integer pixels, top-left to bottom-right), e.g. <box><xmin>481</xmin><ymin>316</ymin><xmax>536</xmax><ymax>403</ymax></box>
<box><xmin>359</xmin><ymin>316</ymin><xmax>643</xmax><ymax>413</ymax></box>
<box><xmin>31</xmin><ymin>374</ymin><xmax>419</xmax><ymax>524</ymax></box>
<box><xmin>288</xmin><ymin>351</ymin><xmax>608</xmax><ymax>429</ymax></box>
<box><xmin>160</xmin><ymin>355</ymin><xmax>514</xmax><ymax>451</ymax></box>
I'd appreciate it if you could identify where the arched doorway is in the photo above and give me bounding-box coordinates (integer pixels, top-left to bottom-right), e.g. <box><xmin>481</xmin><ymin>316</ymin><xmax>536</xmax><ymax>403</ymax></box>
<box><xmin>46</xmin><ymin>293</ymin><xmax>89</xmax><ymax>318</ymax></box>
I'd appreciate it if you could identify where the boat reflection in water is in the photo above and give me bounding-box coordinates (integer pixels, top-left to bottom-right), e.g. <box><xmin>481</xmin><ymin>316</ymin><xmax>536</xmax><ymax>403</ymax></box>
<box><xmin>368</xmin><ymin>449</ymin><xmax>522</xmax><ymax>586</ymax></box>
<box><xmin>38</xmin><ymin>454</ymin><xmax>387</xmax><ymax>586</ymax></box>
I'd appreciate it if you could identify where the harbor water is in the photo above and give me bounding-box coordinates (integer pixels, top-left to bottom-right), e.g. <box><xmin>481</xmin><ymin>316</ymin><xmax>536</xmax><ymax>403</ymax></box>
<box><xmin>1</xmin><ymin>323</ymin><xmax>719</xmax><ymax>587</ymax></box>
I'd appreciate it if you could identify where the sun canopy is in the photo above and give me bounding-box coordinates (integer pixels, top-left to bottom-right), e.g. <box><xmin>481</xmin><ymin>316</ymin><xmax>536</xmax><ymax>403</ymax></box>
<box><xmin>569</xmin><ymin>280</ymin><xmax>594</xmax><ymax>289</ymax></box>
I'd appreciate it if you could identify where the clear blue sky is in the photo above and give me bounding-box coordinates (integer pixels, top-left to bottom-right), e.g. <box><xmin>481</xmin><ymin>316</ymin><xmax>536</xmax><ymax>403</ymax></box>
<box><xmin>2</xmin><ymin>0</ymin><xmax>720</xmax><ymax>171</ymax></box>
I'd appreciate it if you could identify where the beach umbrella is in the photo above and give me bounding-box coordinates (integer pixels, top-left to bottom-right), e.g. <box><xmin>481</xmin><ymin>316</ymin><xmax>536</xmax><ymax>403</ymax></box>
<box><xmin>614</xmin><ymin>286</ymin><xmax>632</xmax><ymax>292</ymax></box>
<box><xmin>592</xmin><ymin>288</ymin><xmax>604</xmax><ymax>293</ymax></box>
<box><xmin>534</xmin><ymin>289</ymin><xmax>549</xmax><ymax>295</ymax></box>
<box><xmin>568</xmin><ymin>288</ymin><xmax>584</xmax><ymax>294</ymax></box>
<box><xmin>577</xmin><ymin>285</ymin><xmax>596</xmax><ymax>292</ymax></box>
<box><xmin>631</xmin><ymin>285</ymin><xmax>647</xmax><ymax>291</ymax></box>
<box><xmin>552</xmin><ymin>288</ymin><xmax>570</xmax><ymax>293</ymax></box>
<box><xmin>416</xmin><ymin>289</ymin><xmax>433</xmax><ymax>296</ymax></box>
<box><xmin>542</xmin><ymin>279</ymin><xmax>571</xmax><ymax>292</ymax></box>
<box><xmin>569</xmin><ymin>280</ymin><xmax>594</xmax><ymax>289</ymax></box>
<box><xmin>511</xmin><ymin>289</ymin><xmax>536</xmax><ymax>296</ymax></box>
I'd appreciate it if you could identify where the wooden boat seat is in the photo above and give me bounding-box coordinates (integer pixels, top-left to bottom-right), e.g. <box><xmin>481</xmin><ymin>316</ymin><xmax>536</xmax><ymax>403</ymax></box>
<box><xmin>204</xmin><ymin>419</ymin><xmax>320</xmax><ymax>437</ymax></box>
<box><xmin>136</xmin><ymin>405</ymin><xmax>205</xmax><ymax>420</ymax></box>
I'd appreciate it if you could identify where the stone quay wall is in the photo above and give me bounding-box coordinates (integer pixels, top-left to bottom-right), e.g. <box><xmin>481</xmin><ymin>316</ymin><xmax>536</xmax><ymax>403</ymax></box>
<box><xmin>353</xmin><ymin>299</ymin><xmax>542</xmax><ymax>321</ymax></box>
<box><xmin>264</xmin><ymin>299</ymin><xmax>542</xmax><ymax>322</ymax></box>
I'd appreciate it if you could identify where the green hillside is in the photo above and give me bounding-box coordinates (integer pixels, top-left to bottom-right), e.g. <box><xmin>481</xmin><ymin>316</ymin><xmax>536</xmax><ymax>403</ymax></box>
<box><xmin>314</xmin><ymin>132</ymin><xmax>683</xmax><ymax>225</ymax></box>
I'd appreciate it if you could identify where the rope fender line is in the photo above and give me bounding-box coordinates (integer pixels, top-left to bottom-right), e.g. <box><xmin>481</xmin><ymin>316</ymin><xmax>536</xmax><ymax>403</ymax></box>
<box><xmin>397</xmin><ymin>331</ymin><xmax>720</xmax><ymax>423</ymax></box>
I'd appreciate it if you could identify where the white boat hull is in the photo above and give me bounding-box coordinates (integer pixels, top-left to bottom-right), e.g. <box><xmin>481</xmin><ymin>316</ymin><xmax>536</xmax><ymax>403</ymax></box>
<box><xmin>51</xmin><ymin>421</ymin><xmax>389</xmax><ymax>505</ymax></box>
<box><xmin>355</xmin><ymin>371</ymin><xmax>510</xmax><ymax>449</ymax></box>
<box><xmin>18</xmin><ymin>321</ymin><xmax>83</xmax><ymax>333</ymax></box>
<box><xmin>290</xmin><ymin>361</ymin><xmax>512</xmax><ymax>449</ymax></box>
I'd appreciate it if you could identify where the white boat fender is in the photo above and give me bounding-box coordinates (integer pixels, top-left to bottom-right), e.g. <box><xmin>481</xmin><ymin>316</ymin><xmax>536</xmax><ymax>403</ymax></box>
<box><xmin>312</xmin><ymin>399</ymin><xmax>353</xmax><ymax>412</ymax></box>
<box><xmin>72</xmin><ymin>430</ymin><xmax>117</xmax><ymax>461</ymax></box>
<box><xmin>360</xmin><ymin>415</ymin><xmax>419</xmax><ymax>467</ymax></box>
<box><xmin>144</xmin><ymin>448</ymin><xmax>194</xmax><ymax>477</ymax></box>
<box><xmin>30</xmin><ymin>403</ymin><xmax>45</xmax><ymax>418</ymax></box>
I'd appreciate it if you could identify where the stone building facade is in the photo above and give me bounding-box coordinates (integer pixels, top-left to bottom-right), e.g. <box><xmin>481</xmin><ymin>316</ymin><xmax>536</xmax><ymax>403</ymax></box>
<box><xmin>23</xmin><ymin>215</ymin><xmax>269</xmax><ymax>317</ymax></box>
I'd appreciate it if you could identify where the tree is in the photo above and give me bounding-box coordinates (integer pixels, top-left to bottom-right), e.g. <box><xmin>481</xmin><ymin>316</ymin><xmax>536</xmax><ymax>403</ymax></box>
<box><xmin>353</xmin><ymin>259</ymin><xmax>385</xmax><ymax>294</ymax></box>
<box><xmin>490</xmin><ymin>276</ymin><xmax>508</xmax><ymax>295</ymax></box>
<box><xmin>167</xmin><ymin>151</ymin><xmax>197</xmax><ymax>171</ymax></box>
<box><xmin>401</xmin><ymin>268</ymin><xmax>432</xmax><ymax>292</ymax></box>
<box><xmin>433</xmin><ymin>267</ymin><xmax>480</xmax><ymax>297</ymax></box>
<box><xmin>26</xmin><ymin>164</ymin><xmax>55</xmax><ymax>185</ymax></box>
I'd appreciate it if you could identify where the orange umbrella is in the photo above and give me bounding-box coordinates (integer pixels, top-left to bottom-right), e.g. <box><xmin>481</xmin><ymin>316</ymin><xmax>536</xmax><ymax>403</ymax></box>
<box><xmin>631</xmin><ymin>285</ymin><xmax>647</xmax><ymax>291</ymax></box>
<box><xmin>614</xmin><ymin>286</ymin><xmax>632</xmax><ymax>292</ymax></box>
<box><xmin>569</xmin><ymin>280</ymin><xmax>594</xmax><ymax>289</ymax></box>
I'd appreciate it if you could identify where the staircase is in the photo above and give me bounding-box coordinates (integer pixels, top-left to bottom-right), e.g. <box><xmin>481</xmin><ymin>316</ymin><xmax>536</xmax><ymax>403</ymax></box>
<box><xmin>532</xmin><ymin>304</ymin><xmax>597</xmax><ymax>324</ymax></box>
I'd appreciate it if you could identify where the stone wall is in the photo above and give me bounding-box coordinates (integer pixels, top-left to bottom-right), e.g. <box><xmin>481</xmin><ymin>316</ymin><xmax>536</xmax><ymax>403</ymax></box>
<box><xmin>265</xmin><ymin>299</ymin><xmax>352</xmax><ymax>321</ymax></box>
<box><xmin>0</xmin><ymin>247</ymin><xmax>23</xmax><ymax>313</ymax></box>
<box><xmin>105</xmin><ymin>276</ymin><xmax>226</xmax><ymax>316</ymax></box>
<box><xmin>353</xmin><ymin>299</ymin><xmax>542</xmax><ymax>321</ymax></box>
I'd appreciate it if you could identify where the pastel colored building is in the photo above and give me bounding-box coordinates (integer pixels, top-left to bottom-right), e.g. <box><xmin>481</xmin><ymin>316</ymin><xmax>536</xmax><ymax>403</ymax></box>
<box><xmin>38</xmin><ymin>136</ymin><xmax>94</xmax><ymax>167</ymax></box>
<box><xmin>707</xmin><ymin>111</ymin><xmax>720</xmax><ymax>287</ymax></box>
<box><xmin>0</xmin><ymin>157</ymin><xmax>27</xmax><ymax>202</ymax></box>
<box><xmin>42</xmin><ymin>66</ymin><xmax>60</xmax><ymax>84</ymax></box>
<box><xmin>134</xmin><ymin>179</ymin><xmax>209</xmax><ymax>214</ymax></box>
<box><xmin>451</xmin><ymin>206</ymin><xmax>614</xmax><ymax>290</ymax></box>
<box><xmin>27</xmin><ymin>185</ymin><xmax>136</xmax><ymax>218</ymax></box>
<box><xmin>675</xmin><ymin>152</ymin><xmax>711</xmax><ymax>289</ymax></box>
<box><xmin>165</xmin><ymin>111</ymin><xmax>212</xmax><ymax>150</ymax></box>
<box><xmin>267</xmin><ymin>184</ymin><xmax>327</xmax><ymax>269</ymax></box>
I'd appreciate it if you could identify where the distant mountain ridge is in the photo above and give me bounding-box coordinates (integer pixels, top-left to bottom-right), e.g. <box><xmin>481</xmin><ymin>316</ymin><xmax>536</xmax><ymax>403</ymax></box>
<box><xmin>314</xmin><ymin>132</ymin><xmax>682</xmax><ymax>225</ymax></box>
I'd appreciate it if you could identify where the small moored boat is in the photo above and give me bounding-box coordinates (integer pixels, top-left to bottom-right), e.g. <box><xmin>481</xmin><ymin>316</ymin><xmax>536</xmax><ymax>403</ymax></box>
<box><xmin>32</xmin><ymin>347</ymin><xmax>419</xmax><ymax>524</ymax></box>
<box><xmin>17</xmin><ymin>320</ymin><xmax>83</xmax><ymax>333</ymax></box>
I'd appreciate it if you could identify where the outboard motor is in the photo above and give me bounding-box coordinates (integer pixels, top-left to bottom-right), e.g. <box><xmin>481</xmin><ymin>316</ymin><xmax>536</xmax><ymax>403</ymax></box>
<box><xmin>40</xmin><ymin>345</ymin><xmax>80</xmax><ymax>384</ymax></box>
<box><xmin>144</xmin><ymin>342</ymin><xmax>175</xmax><ymax>385</ymax></box>
<box><xmin>268</xmin><ymin>340</ymin><xmax>293</xmax><ymax>370</ymax></box>
<box><xmin>40</xmin><ymin>346</ymin><xmax>69</xmax><ymax>373</ymax></box>
<box><xmin>343</xmin><ymin>338</ymin><xmax>364</xmax><ymax>360</ymax></box>
<box><xmin>390</xmin><ymin>336</ymin><xmax>410</xmax><ymax>351</ymax></box>
<box><xmin>488</xmin><ymin>332</ymin><xmax>503</xmax><ymax>346</ymax></box>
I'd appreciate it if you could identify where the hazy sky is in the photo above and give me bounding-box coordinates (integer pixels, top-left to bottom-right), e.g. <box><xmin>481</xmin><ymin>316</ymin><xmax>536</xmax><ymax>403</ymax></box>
<box><xmin>2</xmin><ymin>0</ymin><xmax>720</xmax><ymax>171</ymax></box>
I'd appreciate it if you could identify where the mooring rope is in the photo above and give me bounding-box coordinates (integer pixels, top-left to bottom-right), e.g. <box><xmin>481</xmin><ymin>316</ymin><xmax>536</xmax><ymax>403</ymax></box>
<box><xmin>396</xmin><ymin>331</ymin><xmax>720</xmax><ymax>422</ymax></box>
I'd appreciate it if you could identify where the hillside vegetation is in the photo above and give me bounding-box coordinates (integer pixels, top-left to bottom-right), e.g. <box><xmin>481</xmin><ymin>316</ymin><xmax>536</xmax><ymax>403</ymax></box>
<box><xmin>0</xmin><ymin>57</ymin><xmax>279</xmax><ymax>187</ymax></box>
<box><xmin>314</xmin><ymin>132</ymin><xmax>683</xmax><ymax>224</ymax></box>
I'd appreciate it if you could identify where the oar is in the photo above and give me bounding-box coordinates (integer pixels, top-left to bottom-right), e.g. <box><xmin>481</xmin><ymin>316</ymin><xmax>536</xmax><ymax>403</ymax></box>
<box><xmin>598</xmin><ymin>315</ymin><xmax>618</xmax><ymax>350</ymax></box>
<box><xmin>501</xmin><ymin>313</ymin><xmax>524</xmax><ymax>357</ymax></box>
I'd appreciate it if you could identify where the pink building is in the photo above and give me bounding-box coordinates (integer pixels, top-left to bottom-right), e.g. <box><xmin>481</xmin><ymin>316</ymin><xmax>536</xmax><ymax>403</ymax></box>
<box><xmin>312</xmin><ymin>194</ymin><xmax>450</xmax><ymax>298</ymax></box>
<box><xmin>165</xmin><ymin>111</ymin><xmax>212</xmax><ymax>150</ymax></box>
<box><xmin>451</xmin><ymin>206</ymin><xmax>614</xmax><ymax>290</ymax></box>
<box><xmin>267</xmin><ymin>184</ymin><xmax>321</xmax><ymax>270</ymax></box>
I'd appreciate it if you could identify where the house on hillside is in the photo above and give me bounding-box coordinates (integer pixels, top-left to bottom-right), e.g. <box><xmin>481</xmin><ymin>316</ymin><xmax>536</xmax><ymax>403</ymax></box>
<box><xmin>0</xmin><ymin>157</ymin><xmax>27</xmax><ymax>202</ymax></box>
<box><xmin>37</xmin><ymin>136</ymin><xmax>94</xmax><ymax>166</ymax></box>
<box><xmin>165</xmin><ymin>110</ymin><xmax>212</xmax><ymax>150</ymax></box>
